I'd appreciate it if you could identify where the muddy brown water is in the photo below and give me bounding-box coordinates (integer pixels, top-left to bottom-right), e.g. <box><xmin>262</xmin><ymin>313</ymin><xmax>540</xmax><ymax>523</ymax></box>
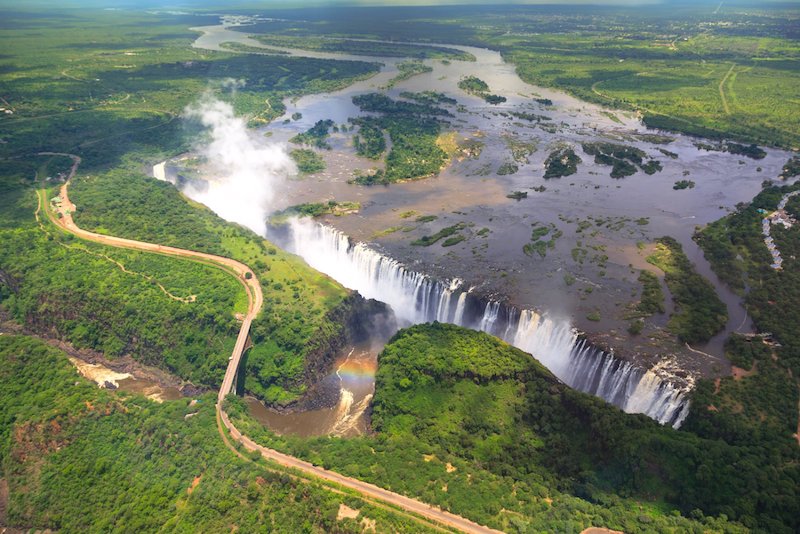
<box><xmin>247</xmin><ymin>342</ymin><xmax>377</xmax><ymax>438</ymax></box>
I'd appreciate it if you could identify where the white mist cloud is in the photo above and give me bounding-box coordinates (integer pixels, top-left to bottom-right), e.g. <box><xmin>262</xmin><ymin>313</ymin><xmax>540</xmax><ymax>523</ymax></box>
<box><xmin>183</xmin><ymin>93</ymin><xmax>295</xmax><ymax>235</ymax></box>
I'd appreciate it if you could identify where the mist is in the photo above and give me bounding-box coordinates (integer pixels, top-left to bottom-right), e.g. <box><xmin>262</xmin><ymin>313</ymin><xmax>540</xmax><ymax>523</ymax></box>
<box><xmin>182</xmin><ymin>92</ymin><xmax>295</xmax><ymax>235</ymax></box>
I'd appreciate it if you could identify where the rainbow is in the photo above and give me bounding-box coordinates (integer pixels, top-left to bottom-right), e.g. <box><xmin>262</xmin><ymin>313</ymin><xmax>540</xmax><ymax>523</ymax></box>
<box><xmin>335</xmin><ymin>359</ymin><xmax>377</xmax><ymax>383</ymax></box>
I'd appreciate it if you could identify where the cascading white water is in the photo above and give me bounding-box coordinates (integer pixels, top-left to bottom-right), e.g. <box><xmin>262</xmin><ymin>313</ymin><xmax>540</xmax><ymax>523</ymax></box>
<box><xmin>283</xmin><ymin>218</ymin><xmax>692</xmax><ymax>427</ymax></box>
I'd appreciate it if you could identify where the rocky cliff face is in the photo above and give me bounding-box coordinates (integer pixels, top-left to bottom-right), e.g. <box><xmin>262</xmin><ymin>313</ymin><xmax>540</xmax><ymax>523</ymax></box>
<box><xmin>282</xmin><ymin>292</ymin><xmax>396</xmax><ymax>412</ymax></box>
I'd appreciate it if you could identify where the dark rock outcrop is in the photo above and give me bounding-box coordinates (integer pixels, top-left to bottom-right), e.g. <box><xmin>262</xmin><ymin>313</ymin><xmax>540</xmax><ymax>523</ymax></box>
<box><xmin>279</xmin><ymin>292</ymin><xmax>396</xmax><ymax>412</ymax></box>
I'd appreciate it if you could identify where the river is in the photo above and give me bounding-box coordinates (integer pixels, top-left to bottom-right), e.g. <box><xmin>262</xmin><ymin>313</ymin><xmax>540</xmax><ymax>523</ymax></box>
<box><xmin>154</xmin><ymin>15</ymin><xmax>793</xmax><ymax>435</ymax></box>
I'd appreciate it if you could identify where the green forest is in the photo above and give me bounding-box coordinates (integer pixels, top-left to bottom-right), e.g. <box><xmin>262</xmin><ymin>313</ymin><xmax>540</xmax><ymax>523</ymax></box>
<box><xmin>229</xmin><ymin>322</ymin><xmax>799</xmax><ymax>533</ymax></box>
<box><xmin>0</xmin><ymin>335</ymin><xmax>434</xmax><ymax>533</ymax></box>
<box><xmin>68</xmin><ymin>169</ymin><xmax>352</xmax><ymax>405</ymax></box>
<box><xmin>695</xmin><ymin>180</ymin><xmax>800</xmax><ymax>376</ymax></box>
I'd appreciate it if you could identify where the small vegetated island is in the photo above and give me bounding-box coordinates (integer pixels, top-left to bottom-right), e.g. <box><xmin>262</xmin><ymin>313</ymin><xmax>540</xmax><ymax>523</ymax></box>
<box><xmin>385</xmin><ymin>60</ymin><xmax>433</xmax><ymax>88</ymax></box>
<box><xmin>582</xmin><ymin>141</ymin><xmax>662</xmax><ymax>178</ymax></box>
<box><xmin>290</xmin><ymin>119</ymin><xmax>335</xmax><ymax>149</ymax></box>
<box><xmin>695</xmin><ymin>141</ymin><xmax>767</xmax><ymax>160</ymax></box>
<box><xmin>543</xmin><ymin>145</ymin><xmax>581</xmax><ymax>178</ymax></box>
<box><xmin>289</xmin><ymin>148</ymin><xmax>325</xmax><ymax>174</ymax></box>
<box><xmin>269</xmin><ymin>200</ymin><xmax>361</xmax><ymax>225</ymax></box>
<box><xmin>458</xmin><ymin>75</ymin><xmax>507</xmax><ymax>104</ymax></box>
<box><xmin>348</xmin><ymin>93</ymin><xmax>452</xmax><ymax>185</ymax></box>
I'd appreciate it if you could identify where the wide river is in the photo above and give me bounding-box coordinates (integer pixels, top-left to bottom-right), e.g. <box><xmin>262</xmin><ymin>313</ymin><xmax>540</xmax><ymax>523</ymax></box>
<box><xmin>158</xmin><ymin>16</ymin><xmax>795</xmax><ymax>435</ymax></box>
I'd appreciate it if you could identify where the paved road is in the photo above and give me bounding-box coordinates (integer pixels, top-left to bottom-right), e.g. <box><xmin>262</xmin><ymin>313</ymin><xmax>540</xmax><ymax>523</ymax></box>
<box><xmin>40</xmin><ymin>178</ymin><xmax>502</xmax><ymax>534</ymax></box>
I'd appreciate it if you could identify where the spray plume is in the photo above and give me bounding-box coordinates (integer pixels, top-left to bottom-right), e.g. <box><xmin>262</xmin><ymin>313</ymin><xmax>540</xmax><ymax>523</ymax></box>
<box><xmin>182</xmin><ymin>92</ymin><xmax>295</xmax><ymax>235</ymax></box>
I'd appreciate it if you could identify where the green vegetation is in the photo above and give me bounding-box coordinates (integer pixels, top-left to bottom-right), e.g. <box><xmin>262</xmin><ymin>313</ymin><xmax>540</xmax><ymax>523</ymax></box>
<box><xmin>506</xmin><ymin>190</ymin><xmax>527</xmax><ymax>200</ymax></box>
<box><xmin>725</xmin><ymin>142</ymin><xmax>767</xmax><ymax>160</ymax></box>
<box><xmin>415</xmin><ymin>215</ymin><xmax>438</xmax><ymax>223</ymax></box>
<box><xmin>290</xmin><ymin>119</ymin><xmax>335</xmax><ymax>149</ymax></box>
<box><xmin>411</xmin><ymin>223</ymin><xmax>466</xmax><ymax>247</ymax></box>
<box><xmin>0</xmin><ymin>10</ymin><xmax>379</xmax><ymax>171</ymax></box>
<box><xmin>522</xmin><ymin>223</ymin><xmax>559</xmax><ymax>258</ymax></box>
<box><xmin>219</xmin><ymin>41</ymin><xmax>290</xmax><ymax>55</ymax></box>
<box><xmin>67</xmin><ymin>170</ymin><xmax>349</xmax><ymax>405</ymax></box>
<box><xmin>482</xmin><ymin>94</ymin><xmax>507</xmax><ymax>105</ymax></box>
<box><xmin>289</xmin><ymin>148</ymin><xmax>325</xmax><ymax>174</ymax></box>
<box><xmin>399</xmin><ymin>91</ymin><xmax>457</xmax><ymax>106</ymax></box>
<box><xmin>646</xmin><ymin>237</ymin><xmax>727</xmax><ymax>343</ymax></box>
<box><xmin>352</xmin><ymin>93</ymin><xmax>450</xmax><ymax>117</ymax></box>
<box><xmin>502</xmin><ymin>135</ymin><xmax>538</xmax><ymax>164</ymax></box>
<box><xmin>441</xmin><ymin>235</ymin><xmax>465</xmax><ymax>247</ymax></box>
<box><xmin>636</xmin><ymin>270</ymin><xmax>666</xmax><ymax>316</ymax></box>
<box><xmin>457</xmin><ymin>75</ymin><xmax>506</xmax><ymax>104</ymax></box>
<box><xmin>250</xmin><ymin>33</ymin><xmax>474</xmax><ymax>61</ymax></box>
<box><xmin>543</xmin><ymin>146</ymin><xmax>581</xmax><ymax>179</ymax></box>
<box><xmin>586</xmin><ymin>310</ymin><xmax>601</xmax><ymax>322</ymax></box>
<box><xmin>509</xmin><ymin>110</ymin><xmax>551</xmax><ymax>123</ymax></box>
<box><xmin>487</xmin><ymin>13</ymin><xmax>800</xmax><ymax>148</ymax></box>
<box><xmin>351</xmin><ymin>120</ymin><xmax>386</xmax><ymax>159</ymax></box>
<box><xmin>696</xmin><ymin>141</ymin><xmax>767</xmax><ymax>160</ymax></box>
<box><xmin>582</xmin><ymin>142</ymin><xmax>661</xmax><ymax>178</ymax></box>
<box><xmin>1</xmin><ymin>199</ymin><xmax>242</xmax><ymax>388</ymax></box>
<box><xmin>695</xmin><ymin>181</ymin><xmax>800</xmax><ymax>380</ymax></box>
<box><xmin>0</xmin><ymin>335</ymin><xmax>433</xmax><ymax>532</ymax></box>
<box><xmin>673</xmin><ymin>179</ymin><xmax>696</xmax><ymax>190</ymax></box>
<box><xmin>497</xmin><ymin>162</ymin><xmax>519</xmax><ymax>175</ymax></box>
<box><xmin>349</xmin><ymin>169</ymin><xmax>389</xmax><ymax>186</ymax></box>
<box><xmin>269</xmin><ymin>200</ymin><xmax>360</xmax><ymax>224</ymax></box>
<box><xmin>386</xmin><ymin>60</ymin><xmax>433</xmax><ymax>88</ymax></box>
<box><xmin>780</xmin><ymin>155</ymin><xmax>800</xmax><ymax>179</ymax></box>
<box><xmin>350</xmin><ymin>94</ymin><xmax>450</xmax><ymax>184</ymax></box>
<box><xmin>635</xmin><ymin>133</ymin><xmax>674</xmax><ymax>145</ymax></box>
<box><xmin>228</xmin><ymin>322</ymin><xmax>798</xmax><ymax>532</ymax></box>
<box><xmin>457</xmin><ymin>75</ymin><xmax>489</xmax><ymax>94</ymax></box>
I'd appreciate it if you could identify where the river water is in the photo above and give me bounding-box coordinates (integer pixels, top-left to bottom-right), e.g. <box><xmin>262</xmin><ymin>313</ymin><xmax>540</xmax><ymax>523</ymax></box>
<box><xmin>155</xmin><ymin>15</ymin><xmax>794</xmax><ymax>435</ymax></box>
<box><xmin>246</xmin><ymin>342</ymin><xmax>377</xmax><ymax>437</ymax></box>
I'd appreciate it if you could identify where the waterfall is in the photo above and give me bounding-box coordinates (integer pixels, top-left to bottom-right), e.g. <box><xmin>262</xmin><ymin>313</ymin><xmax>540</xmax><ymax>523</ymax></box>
<box><xmin>282</xmin><ymin>218</ymin><xmax>692</xmax><ymax>427</ymax></box>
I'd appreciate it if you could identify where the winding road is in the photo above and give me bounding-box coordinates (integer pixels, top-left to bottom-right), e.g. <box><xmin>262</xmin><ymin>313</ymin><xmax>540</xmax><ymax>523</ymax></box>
<box><xmin>38</xmin><ymin>168</ymin><xmax>501</xmax><ymax>534</ymax></box>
